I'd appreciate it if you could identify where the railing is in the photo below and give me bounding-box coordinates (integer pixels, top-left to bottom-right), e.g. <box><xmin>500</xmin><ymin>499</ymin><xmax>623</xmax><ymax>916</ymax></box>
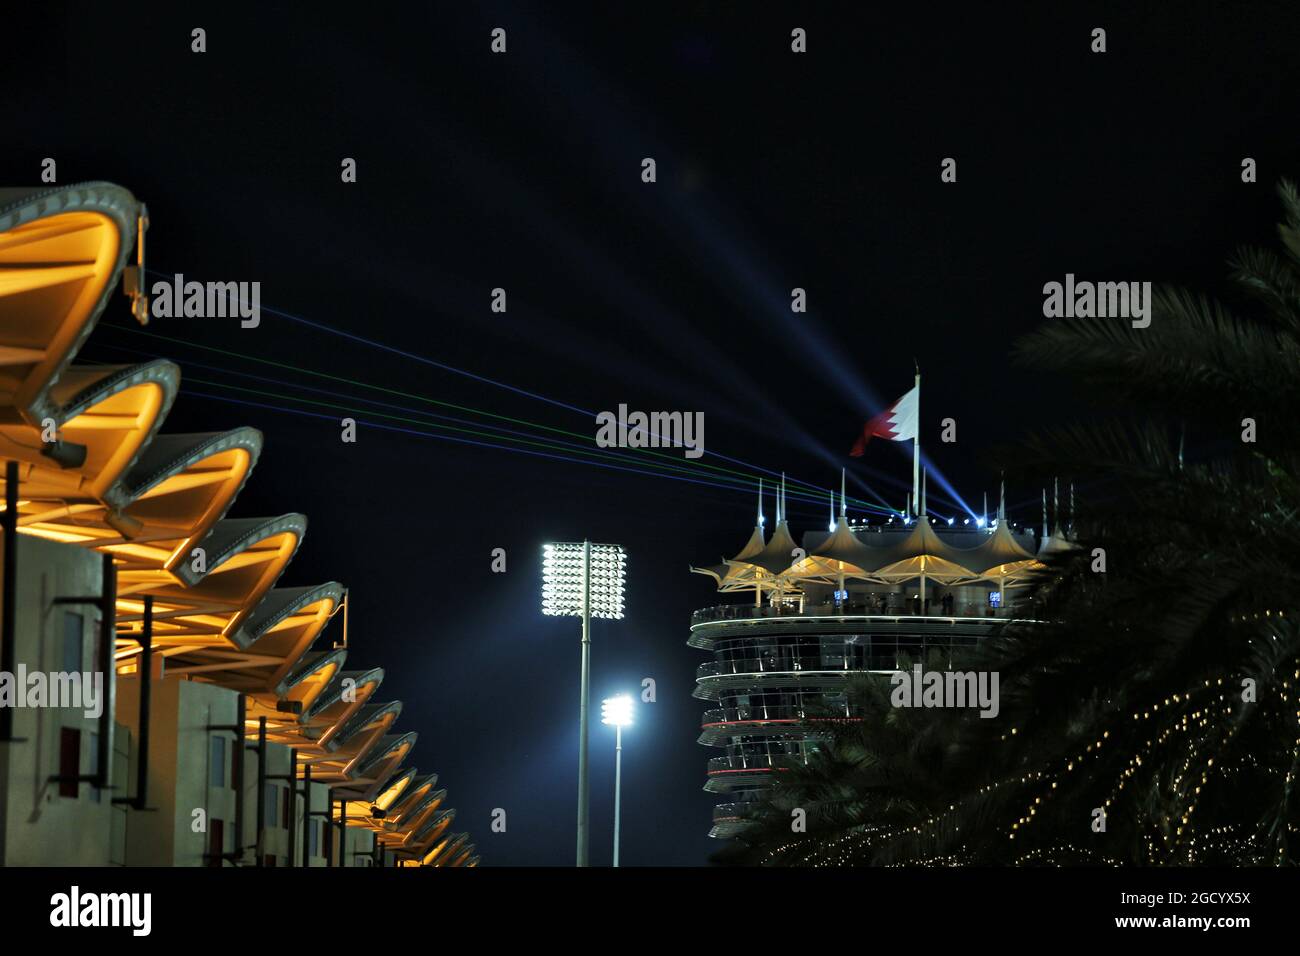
<box><xmin>701</xmin><ymin>705</ymin><xmax>858</xmax><ymax>726</ymax></box>
<box><xmin>696</xmin><ymin>643</ymin><xmax>979</xmax><ymax>682</ymax></box>
<box><xmin>692</xmin><ymin>603</ymin><xmax>1012</xmax><ymax>626</ymax></box>
<box><xmin>712</xmin><ymin>802</ymin><xmax>755</xmax><ymax>824</ymax></box>
<box><xmin>697</xmin><ymin>655</ymin><xmax>886</xmax><ymax>681</ymax></box>
<box><xmin>707</xmin><ymin>753</ymin><xmax>811</xmax><ymax>774</ymax></box>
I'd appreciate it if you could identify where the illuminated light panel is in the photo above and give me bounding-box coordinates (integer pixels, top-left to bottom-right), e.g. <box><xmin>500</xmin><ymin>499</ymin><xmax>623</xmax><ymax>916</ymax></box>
<box><xmin>541</xmin><ymin>541</ymin><xmax>626</xmax><ymax>620</ymax></box>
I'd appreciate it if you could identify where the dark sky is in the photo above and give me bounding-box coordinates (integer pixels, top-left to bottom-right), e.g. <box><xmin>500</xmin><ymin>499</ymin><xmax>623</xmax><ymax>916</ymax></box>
<box><xmin>6</xmin><ymin>2</ymin><xmax>1300</xmax><ymax>865</ymax></box>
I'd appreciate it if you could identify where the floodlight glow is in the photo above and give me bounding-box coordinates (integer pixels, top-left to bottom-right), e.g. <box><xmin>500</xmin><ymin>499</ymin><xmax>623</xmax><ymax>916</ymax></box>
<box><xmin>542</xmin><ymin>541</ymin><xmax>626</xmax><ymax>620</ymax></box>
<box><xmin>601</xmin><ymin>695</ymin><xmax>634</xmax><ymax>727</ymax></box>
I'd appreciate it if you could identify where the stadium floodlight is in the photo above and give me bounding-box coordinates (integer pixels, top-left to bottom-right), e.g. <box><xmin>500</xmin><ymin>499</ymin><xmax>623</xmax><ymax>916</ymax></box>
<box><xmin>600</xmin><ymin>694</ymin><xmax>634</xmax><ymax>727</ymax></box>
<box><xmin>542</xmin><ymin>541</ymin><xmax>627</xmax><ymax>868</ymax></box>
<box><xmin>601</xmin><ymin>694</ymin><xmax>635</xmax><ymax>867</ymax></box>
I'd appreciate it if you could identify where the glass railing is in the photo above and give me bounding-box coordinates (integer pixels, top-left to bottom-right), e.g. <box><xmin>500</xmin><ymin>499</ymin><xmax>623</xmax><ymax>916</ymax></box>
<box><xmin>712</xmin><ymin>802</ymin><xmax>756</xmax><ymax>823</ymax></box>
<box><xmin>691</xmin><ymin>603</ymin><xmax>1013</xmax><ymax>626</ymax></box>
<box><xmin>696</xmin><ymin>631</ymin><xmax>994</xmax><ymax>682</ymax></box>
<box><xmin>697</xmin><ymin>654</ymin><xmax>911</xmax><ymax>680</ymax></box>
<box><xmin>701</xmin><ymin>704</ymin><xmax>858</xmax><ymax>726</ymax></box>
<box><xmin>707</xmin><ymin>753</ymin><xmax>812</xmax><ymax>774</ymax></box>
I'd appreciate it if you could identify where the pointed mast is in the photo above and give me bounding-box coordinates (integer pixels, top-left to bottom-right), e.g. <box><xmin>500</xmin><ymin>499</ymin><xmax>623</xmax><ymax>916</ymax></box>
<box><xmin>912</xmin><ymin>361</ymin><xmax>921</xmax><ymax>516</ymax></box>
<box><xmin>921</xmin><ymin>467</ymin><xmax>928</xmax><ymax>520</ymax></box>
<box><xmin>757</xmin><ymin>477</ymin><xmax>765</xmax><ymax>527</ymax></box>
<box><xmin>1041</xmin><ymin>488</ymin><xmax>1048</xmax><ymax>542</ymax></box>
<box><xmin>982</xmin><ymin>491</ymin><xmax>988</xmax><ymax>528</ymax></box>
<box><xmin>828</xmin><ymin>488</ymin><xmax>835</xmax><ymax>532</ymax></box>
<box><xmin>840</xmin><ymin>467</ymin><xmax>847</xmax><ymax>519</ymax></box>
<box><xmin>998</xmin><ymin>476</ymin><xmax>1006</xmax><ymax>523</ymax></box>
<box><xmin>1053</xmin><ymin>477</ymin><xmax>1059</xmax><ymax>534</ymax></box>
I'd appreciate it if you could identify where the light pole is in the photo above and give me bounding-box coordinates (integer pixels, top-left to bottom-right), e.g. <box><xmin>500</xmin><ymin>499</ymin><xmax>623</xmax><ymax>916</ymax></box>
<box><xmin>542</xmin><ymin>541</ymin><xmax>626</xmax><ymax>867</ymax></box>
<box><xmin>601</xmin><ymin>695</ymin><xmax>634</xmax><ymax>867</ymax></box>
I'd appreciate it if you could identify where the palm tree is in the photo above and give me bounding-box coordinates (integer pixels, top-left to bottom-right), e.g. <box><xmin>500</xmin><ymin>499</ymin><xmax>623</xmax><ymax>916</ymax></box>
<box><xmin>723</xmin><ymin>180</ymin><xmax>1300</xmax><ymax>866</ymax></box>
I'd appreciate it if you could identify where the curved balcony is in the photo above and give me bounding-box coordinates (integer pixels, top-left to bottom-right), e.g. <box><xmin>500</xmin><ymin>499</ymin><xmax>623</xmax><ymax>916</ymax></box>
<box><xmin>710</xmin><ymin>802</ymin><xmax>757</xmax><ymax>839</ymax></box>
<box><xmin>705</xmin><ymin>752</ymin><xmax>810</xmax><ymax>793</ymax></box>
<box><xmin>688</xmin><ymin>607</ymin><xmax>1023</xmax><ymax>651</ymax></box>
<box><xmin>694</xmin><ymin>653</ymin><xmax>882</xmax><ymax>696</ymax></box>
<box><xmin>692</xmin><ymin>603</ymin><xmax>1008</xmax><ymax>627</ymax></box>
<box><xmin>698</xmin><ymin>705</ymin><xmax>861</xmax><ymax>746</ymax></box>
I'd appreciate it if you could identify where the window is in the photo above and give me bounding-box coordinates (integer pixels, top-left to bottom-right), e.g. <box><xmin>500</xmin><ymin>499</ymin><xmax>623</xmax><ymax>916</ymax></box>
<box><xmin>62</xmin><ymin>612</ymin><xmax>83</xmax><ymax>674</ymax></box>
<box><xmin>210</xmin><ymin>735</ymin><xmax>226</xmax><ymax>788</ymax></box>
<box><xmin>208</xmin><ymin>818</ymin><xmax>224</xmax><ymax>867</ymax></box>
<box><xmin>264</xmin><ymin>784</ymin><xmax>279</xmax><ymax>827</ymax></box>
<box><xmin>88</xmin><ymin>731</ymin><xmax>100</xmax><ymax>803</ymax></box>
<box><xmin>58</xmin><ymin>727</ymin><xmax>81</xmax><ymax>798</ymax></box>
<box><xmin>308</xmin><ymin>819</ymin><xmax>320</xmax><ymax>857</ymax></box>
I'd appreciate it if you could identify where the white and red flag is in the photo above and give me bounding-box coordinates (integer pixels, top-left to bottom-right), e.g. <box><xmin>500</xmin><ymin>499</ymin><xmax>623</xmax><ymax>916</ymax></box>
<box><xmin>850</xmin><ymin>385</ymin><xmax>918</xmax><ymax>456</ymax></box>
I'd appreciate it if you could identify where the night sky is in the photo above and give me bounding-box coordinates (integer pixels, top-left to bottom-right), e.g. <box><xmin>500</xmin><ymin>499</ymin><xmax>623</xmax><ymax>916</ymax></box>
<box><xmin>7</xmin><ymin>3</ymin><xmax>1300</xmax><ymax>865</ymax></box>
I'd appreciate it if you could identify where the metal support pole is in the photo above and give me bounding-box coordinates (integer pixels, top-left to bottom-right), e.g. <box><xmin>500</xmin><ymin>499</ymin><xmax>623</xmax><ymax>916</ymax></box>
<box><xmin>576</xmin><ymin>539</ymin><xmax>591</xmax><ymax>867</ymax></box>
<box><xmin>338</xmin><ymin>796</ymin><xmax>347</xmax><ymax>867</ymax></box>
<box><xmin>301</xmin><ymin>763</ymin><xmax>312</xmax><ymax>867</ymax></box>
<box><xmin>136</xmin><ymin>597</ymin><xmax>155</xmax><ymax>810</ymax></box>
<box><xmin>285</xmin><ymin>750</ymin><xmax>297</xmax><ymax>867</ymax></box>
<box><xmin>0</xmin><ymin>461</ymin><xmax>18</xmax><ymax>742</ymax></box>
<box><xmin>254</xmin><ymin>716</ymin><xmax>266</xmax><ymax>865</ymax></box>
<box><xmin>613</xmin><ymin>723</ymin><xmax>623</xmax><ymax>867</ymax></box>
<box><xmin>232</xmin><ymin>693</ymin><xmax>245</xmax><ymax>863</ymax></box>
<box><xmin>325</xmin><ymin>792</ymin><xmax>334</xmax><ymax>868</ymax></box>
<box><xmin>96</xmin><ymin>554</ymin><xmax>115</xmax><ymax>789</ymax></box>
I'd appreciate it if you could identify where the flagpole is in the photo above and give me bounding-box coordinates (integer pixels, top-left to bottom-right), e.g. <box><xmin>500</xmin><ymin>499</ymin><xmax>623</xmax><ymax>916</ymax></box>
<box><xmin>912</xmin><ymin>365</ymin><xmax>921</xmax><ymax>516</ymax></box>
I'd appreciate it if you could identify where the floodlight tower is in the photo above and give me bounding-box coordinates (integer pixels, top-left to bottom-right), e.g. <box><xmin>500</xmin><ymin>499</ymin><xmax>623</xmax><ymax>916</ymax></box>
<box><xmin>542</xmin><ymin>541</ymin><xmax>626</xmax><ymax>867</ymax></box>
<box><xmin>601</xmin><ymin>695</ymin><xmax>634</xmax><ymax>867</ymax></box>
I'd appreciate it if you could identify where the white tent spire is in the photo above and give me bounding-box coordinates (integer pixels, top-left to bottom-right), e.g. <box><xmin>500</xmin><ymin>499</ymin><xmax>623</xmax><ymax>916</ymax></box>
<box><xmin>840</xmin><ymin>467</ymin><xmax>847</xmax><ymax>518</ymax></box>
<box><xmin>1041</xmin><ymin>488</ymin><xmax>1048</xmax><ymax>541</ymax></box>
<box><xmin>1053</xmin><ymin>477</ymin><xmax>1060</xmax><ymax>533</ymax></box>
<box><xmin>757</xmin><ymin>477</ymin><xmax>765</xmax><ymax>527</ymax></box>
<box><xmin>998</xmin><ymin>476</ymin><xmax>1006</xmax><ymax>523</ymax></box>
<box><xmin>828</xmin><ymin>488</ymin><xmax>835</xmax><ymax>532</ymax></box>
<box><xmin>921</xmin><ymin>467</ymin><xmax>928</xmax><ymax>519</ymax></box>
<box><xmin>982</xmin><ymin>491</ymin><xmax>988</xmax><ymax>528</ymax></box>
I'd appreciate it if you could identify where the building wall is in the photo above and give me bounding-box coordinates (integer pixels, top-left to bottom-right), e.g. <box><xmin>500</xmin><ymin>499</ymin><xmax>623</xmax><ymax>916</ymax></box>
<box><xmin>0</xmin><ymin>534</ymin><xmax>122</xmax><ymax>866</ymax></box>
<box><xmin>237</xmin><ymin>738</ymin><xmax>351</xmax><ymax>868</ymax></box>
<box><xmin>2</xmin><ymin>537</ymin><xmax>390</xmax><ymax>867</ymax></box>
<box><xmin>116</xmin><ymin>676</ymin><xmax>239</xmax><ymax>866</ymax></box>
